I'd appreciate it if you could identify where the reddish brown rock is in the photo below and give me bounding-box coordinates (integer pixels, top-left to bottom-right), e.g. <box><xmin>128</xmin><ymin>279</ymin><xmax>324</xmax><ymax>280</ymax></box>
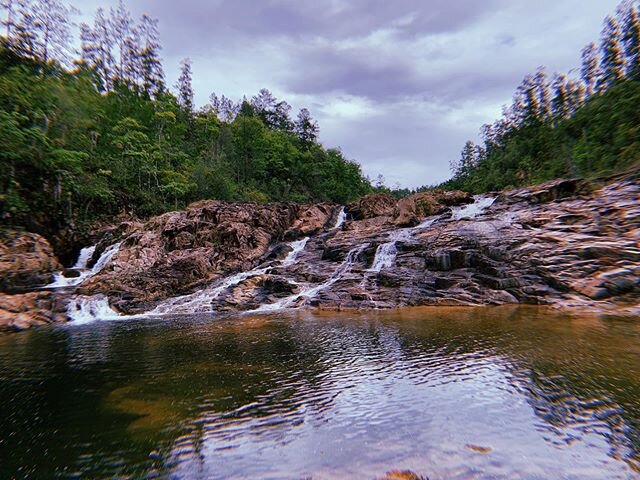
<box><xmin>345</xmin><ymin>193</ymin><xmax>396</xmax><ymax>220</ymax></box>
<box><xmin>393</xmin><ymin>190</ymin><xmax>473</xmax><ymax>227</ymax></box>
<box><xmin>0</xmin><ymin>230</ymin><xmax>61</xmax><ymax>292</ymax></box>
<box><xmin>82</xmin><ymin>201</ymin><xmax>336</xmax><ymax>311</ymax></box>
<box><xmin>0</xmin><ymin>292</ymin><xmax>68</xmax><ymax>333</ymax></box>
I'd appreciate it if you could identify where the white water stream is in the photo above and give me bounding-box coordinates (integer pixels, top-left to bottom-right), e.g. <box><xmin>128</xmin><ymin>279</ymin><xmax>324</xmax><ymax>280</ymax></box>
<box><xmin>64</xmin><ymin>197</ymin><xmax>496</xmax><ymax>323</ymax></box>
<box><xmin>369</xmin><ymin>217</ymin><xmax>437</xmax><ymax>273</ymax></box>
<box><xmin>252</xmin><ymin>244</ymin><xmax>368</xmax><ymax>312</ymax></box>
<box><xmin>47</xmin><ymin>243</ymin><xmax>121</xmax><ymax>288</ymax></box>
<box><xmin>67</xmin><ymin>237</ymin><xmax>312</xmax><ymax>322</ymax></box>
<box><xmin>451</xmin><ymin>196</ymin><xmax>496</xmax><ymax>220</ymax></box>
<box><xmin>333</xmin><ymin>207</ymin><xmax>347</xmax><ymax>229</ymax></box>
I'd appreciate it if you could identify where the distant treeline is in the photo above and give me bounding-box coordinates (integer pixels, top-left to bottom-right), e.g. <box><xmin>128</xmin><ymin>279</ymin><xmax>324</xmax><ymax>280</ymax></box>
<box><xmin>440</xmin><ymin>0</ymin><xmax>640</xmax><ymax>193</ymax></box>
<box><xmin>0</xmin><ymin>0</ymin><xmax>372</xmax><ymax>237</ymax></box>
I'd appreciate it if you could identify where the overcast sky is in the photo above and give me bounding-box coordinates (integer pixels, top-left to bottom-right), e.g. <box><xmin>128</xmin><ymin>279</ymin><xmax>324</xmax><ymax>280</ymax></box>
<box><xmin>79</xmin><ymin>1</ymin><xmax>620</xmax><ymax>189</ymax></box>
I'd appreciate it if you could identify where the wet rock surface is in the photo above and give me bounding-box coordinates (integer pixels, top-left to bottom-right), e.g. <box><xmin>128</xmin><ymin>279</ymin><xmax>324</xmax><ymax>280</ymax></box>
<box><xmin>79</xmin><ymin>201</ymin><xmax>336</xmax><ymax>310</ymax></box>
<box><xmin>0</xmin><ymin>230</ymin><xmax>61</xmax><ymax>293</ymax></box>
<box><xmin>2</xmin><ymin>176</ymin><xmax>640</xmax><ymax>327</ymax></box>
<box><xmin>0</xmin><ymin>292</ymin><xmax>68</xmax><ymax>332</ymax></box>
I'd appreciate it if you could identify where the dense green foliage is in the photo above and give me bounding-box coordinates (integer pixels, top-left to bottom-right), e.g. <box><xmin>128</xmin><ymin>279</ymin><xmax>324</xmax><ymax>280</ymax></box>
<box><xmin>0</xmin><ymin>1</ymin><xmax>371</xmax><ymax>237</ymax></box>
<box><xmin>444</xmin><ymin>1</ymin><xmax>640</xmax><ymax>193</ymax></box>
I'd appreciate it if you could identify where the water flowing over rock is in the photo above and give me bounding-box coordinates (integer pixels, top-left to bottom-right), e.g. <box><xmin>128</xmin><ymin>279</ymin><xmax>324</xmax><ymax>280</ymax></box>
<box><xmin>2</xmin><ymin>175</ymin><xmax>639</xmax><ymax>330</ymax></box>
<box><xmin>46</xmin><ymin>243</ymin><xmax>120</xmax><ymax>288</ymax></box>
<box><xmin>73</xmin><ymin>179</ymin><xmax>640</xmax><ymax>317</ymax></box>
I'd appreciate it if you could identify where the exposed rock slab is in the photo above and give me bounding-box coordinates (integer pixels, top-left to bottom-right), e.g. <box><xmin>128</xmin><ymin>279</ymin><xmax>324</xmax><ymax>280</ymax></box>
<box><xmin>0</xmin><ymin>230</ymin><xmax>61</xmax><ymax>292</ymax></box>
<box><xmin>0</xmin><ymin>292</ymin><xmax>68</xmax><ymax>333</ymax></box>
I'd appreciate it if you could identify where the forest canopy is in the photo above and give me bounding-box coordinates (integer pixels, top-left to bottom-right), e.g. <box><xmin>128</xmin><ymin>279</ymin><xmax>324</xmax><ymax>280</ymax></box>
<box><xmin>443</xmin><ymin>0</ymin><xmax>640</xmax><ymax>193</ymax></box>
<box><xmin>0</xmin><ymin>0</ymin><xmax>372</xmax><ymax>236</ymax></box>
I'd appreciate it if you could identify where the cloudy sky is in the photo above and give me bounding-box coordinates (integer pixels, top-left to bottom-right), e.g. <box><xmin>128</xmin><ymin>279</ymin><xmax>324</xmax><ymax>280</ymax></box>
<box><xmin>79</xmin><ymin>0</ymin><xmax>619</xmax><ymax>189</ymax></box>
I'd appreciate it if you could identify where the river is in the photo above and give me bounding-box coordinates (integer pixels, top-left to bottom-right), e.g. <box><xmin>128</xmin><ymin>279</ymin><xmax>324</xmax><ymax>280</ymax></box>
<box><xmin>1</xmin><ymin>307</ymin><xmax>639</xmax><ymax>479</ymax></box>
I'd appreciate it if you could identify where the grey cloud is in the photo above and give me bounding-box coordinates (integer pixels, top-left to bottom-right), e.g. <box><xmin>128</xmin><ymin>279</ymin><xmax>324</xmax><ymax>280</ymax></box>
<box><xmin>80</xmin><ymin>0</ymin><xmax>621</xmax><ymax>188</ymax></box>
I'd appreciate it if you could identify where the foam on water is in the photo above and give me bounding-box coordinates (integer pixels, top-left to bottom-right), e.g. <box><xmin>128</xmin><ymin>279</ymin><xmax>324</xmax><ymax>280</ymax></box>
<box><xmin>333</xmin><ymin>207</ymin><xmax>347</xmax><ymax>229</ymax></box>
<box><xmin>46</xmin><ymin>243</ymin><xmax>121</xmax><ymax>288</ymax></box>
<box><xmin>66</xmin><ymin>295</ymin><xmax>122</xmax><ymax>324</ymax></box>
<box><xmin>452</xmin><ymin>196</ymin><xmax>496</xmax><ymax>221</ymax></box>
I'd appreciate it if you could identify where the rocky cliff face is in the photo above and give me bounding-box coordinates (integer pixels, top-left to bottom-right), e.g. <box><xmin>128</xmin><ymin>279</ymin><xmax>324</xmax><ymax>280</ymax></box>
<box><xmin>1</xmin><ymin>174</ymin><xmax>639</xmax><ymax>332</ymax></box>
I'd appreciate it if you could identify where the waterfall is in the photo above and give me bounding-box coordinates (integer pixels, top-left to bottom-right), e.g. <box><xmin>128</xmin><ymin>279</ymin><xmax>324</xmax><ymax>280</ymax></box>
<box><xmin>150</xmin><ymin>238</ymin><xmax>311</xmax><ymax>315</ymax></box>
<box><xmin>282</xmin><ymin>237</ymin><xmax>309</xmax><ymax>267</ymax></box>
<box><xmin>46</xmin><ymin>242</ymin><xmax>121</xmax><ymax>288</ymax></box>
<box><xmin>333</xmin><ymin>207</ymin><xmax>347</xmax><ymax>229</ymax></box>
<box><xmin>368</xmin><ymin>217</ymin><xmax>437</xmax><ymax>273</ymax></box>
<box><xmin>72</xmin><ymin>246</ymin><xmax>97</xmax><ymax>269</ymax></box>
<box><xmin>451</xmin><ymin>196</ymin><xmax>496</xmax><ymax>220</ymax></box>
<box><xmin>66</xmin><ymin>295</ymin><xmax>122</xmax><ymax>324</ymax></box>
<box><xmin>253</xmin><ymin>244</ymin><xmax>368</xmax><ymax>312</ymax></box>
<box><xmin>369</xmin><ymin>241</ymin><xmax>398</xmax><ymax>272</ymax></box>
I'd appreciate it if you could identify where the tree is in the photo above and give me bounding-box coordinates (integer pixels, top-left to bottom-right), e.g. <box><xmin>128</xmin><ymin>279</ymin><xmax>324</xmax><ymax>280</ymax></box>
<box><xmin>23</xmin><ymin>0</ymin><xmax>74</xmax><ymax>64</ymax></box>
<box><xmin>1</xmin><ymin>0</ymin><xmax>29</xmax><ymax>38</ymax></box>
<box><xmin>110</xmin><ymin>0</ymin><xmax>133</xmax><ymax>84</ymax></box>
<box><xmin>138</xmin><ymin>14</ymin><xmax>164</xmax><ymax>97</ymax></box>
<box><xmin>534</xmin><ymin>67</ymin><xmax>552</xmax><ymax>120</ymax></box>
<box><xmin>598</xmin><ymin>15</ymin><xmax>625</xmax><ymax>92</ymax></box>
<box><xmin>551</xmin><ymin>73</ymin><xmax>569</xmax><ymax>120</ymax></box>
<box><xmin>177</xmin><ymin>57</ymin><xmax>194</xmax><ymax>113</ymax></box>
<box><xmin>450</xmin><ymin>141</ymin><xmax>477</xmax><ymax>180</ymax></box>
<box><xmin>294</xmin><ymin>108</ymin><xmax>319</xmax><ymax>145</ymax></box>
<box><xmin>622</xmin><ymin>2</ymin><xmax>640</xmax><ymax>79</ymax></box>
<box><xmin>566</xmin><ymin>79</ymin><xmax>585</xmax><ymax>115</ymax></box>
<box><xmin>581</xmin><ymin>42</ymin><xmax>599</xmax><ymax>97</ymax></box>
<box><xmin>514</xmin><ymin>74</ymin><xmax>540</xmax><ymax>126</ymax></box>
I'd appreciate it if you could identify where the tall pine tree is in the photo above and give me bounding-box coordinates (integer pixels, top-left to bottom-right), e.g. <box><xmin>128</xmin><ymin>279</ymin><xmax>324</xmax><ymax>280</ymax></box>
<box><xmin>622</xmin><ymin>2</ymin><xmax>640</xmax><ymax>80</ymax></box>
<box><xmin>581</xmin><ymin>42</ymin><xmax>600</xmax><ymax>97</ymax></box>
<box><xmin>139</xmin><ymin>14</ymin><xmax>164</xmax><ymax>97</ymax></box>
<box><xmin>598</xmin><ymin>15</ymin><xmax>625</xmax><ymax>92</ymax></box>
<box><xmin>177</xmin><ymin>57</ymin><xmax>194</xmax><ymax>113</ymax></box>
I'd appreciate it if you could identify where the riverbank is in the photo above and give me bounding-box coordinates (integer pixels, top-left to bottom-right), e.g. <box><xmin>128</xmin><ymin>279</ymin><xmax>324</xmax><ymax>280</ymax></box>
<box><xmin>1</xmin><ymin>172</ymin><xmax>639</xmax><ymax>333</ymax></box>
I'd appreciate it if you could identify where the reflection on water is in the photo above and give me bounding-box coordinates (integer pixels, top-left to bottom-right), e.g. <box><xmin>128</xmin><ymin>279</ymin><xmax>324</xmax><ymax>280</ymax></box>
<box><xmin>0</xmin><ymin>307</ymin><xmax>639</xmax><ymax>479</ymax></box>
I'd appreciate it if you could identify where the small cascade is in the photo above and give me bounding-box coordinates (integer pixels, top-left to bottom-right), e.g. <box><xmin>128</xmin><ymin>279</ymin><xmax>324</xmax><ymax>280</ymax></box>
<box><xmin>282</xmin><ymin>237</ymin><xmax>309</xmax><ymax>267</ymax></box>
<box><xmin>66</xmin><ymin>295</ymin><xmax>122</xmax><ymax>324</ymax></box>
<box><xmin>72</xmin><ymin>246</ymin><xmax>97</xmax><ymax>269</ymax></box>
<box><xmin>369</xmin><ymin>241</ymin><xmax>398</xmax><ymax>272</ymax></box>
<box><xmin>333</xmin><ymin>207</ymin><xmax>347</xmax><ymax>229</ymax></box>
<box><xmin>46</xmin><ymin>242</ymin><xmax>121</xmax><ymax>288</ymax></box>
<box><xmin>253</xmin><ymin>244</ymin><xmax>368</xmax><ymax>312</ymax></box>
<box><xmin>368</xmin><ymin>217</ymin><xmax>437</xmax><ymax>273</ymax></box>
<box><xmin>90</xmin><ymin>242</ymin><xmax>122</xmax><ymax>274</ymax></box>
<box><xmin>150</xmin><ymin>238</ymin><xmax>311</xmax><ymax>315</ymax></box>
<box><xmin>451</xmin><ymin>196</ymin><xmax>496</xmax><ymax>220</ymax></box>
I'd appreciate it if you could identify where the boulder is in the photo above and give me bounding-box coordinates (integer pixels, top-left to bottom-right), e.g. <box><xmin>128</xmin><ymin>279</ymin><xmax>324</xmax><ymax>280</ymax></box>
<box><xmin>0</xmin><ymin>292</ymin><xmax>68</xmax><ymax>333</ymax></box>
<box><xmin>394</xmin><ymin>190</ymin><xmax>473</xmax><ymax>227</ymax></box>
<box><xmin>0</xmin><ymin>230</ymin><xmax>61</xmax><ymax>292</ymax></box>
<box><xmin>345</xmin><ymin>193</ymin><xmax>396</xmax><ymax>220</ymax></box>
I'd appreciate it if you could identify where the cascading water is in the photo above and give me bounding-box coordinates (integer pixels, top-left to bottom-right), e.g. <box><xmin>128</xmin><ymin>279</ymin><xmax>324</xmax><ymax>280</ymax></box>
<box><xmin>282</xmin><ymin>237</ymin><xmax>309</xmax><ymax>267</ymax></box>
<box><xmin>253</xmin><ymin>244</ymin><xmax>368</xmax><ymax>312</ymax></box>
<box><xmin>451</xmin><ymin>196</ymin><xmax>496</xmax><ymax>220</ymax></box>
<box><xmin>333</xmin><ymin>207</ymin><xmax>347</xmax><ymax>229</ymax></box>
<box><xmin>66</xmin><ymin>295</ymin><xmax>122</xmax><ymax>324</ymax></box>
<box><xmin>368</xmin><ymin>217</ymin><xmax>436</xmax><ymax>273</ymax></box>
<box><xmin>46</xmin><ymin>243</ymin><xmax>121</xmax><ymax>288</ymax></box>
<box><xmin>150</xmin><ymin>238</ymin><xmax>311</xmax><ymax>315</ymax></box>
